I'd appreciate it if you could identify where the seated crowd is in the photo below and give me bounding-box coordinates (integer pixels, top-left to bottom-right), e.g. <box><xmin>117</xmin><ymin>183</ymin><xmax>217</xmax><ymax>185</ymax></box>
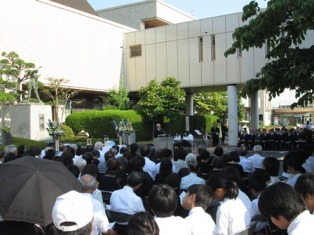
<box><xmin>1</xmin><ymin>137</ymin><xmax>314</xmax><ymax>235</ymax></box>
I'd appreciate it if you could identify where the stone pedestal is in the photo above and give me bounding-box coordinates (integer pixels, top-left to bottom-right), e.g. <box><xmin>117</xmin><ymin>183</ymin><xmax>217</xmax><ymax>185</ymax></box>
<box><xmin>122</xmin><ymin>132</ymin><xmax>136</xmax><ymax>145</ymax></box>
<box><xmin>10</xmin><ymin>103</ymin><xmax>52</xmax><ymax>141</ymax></box>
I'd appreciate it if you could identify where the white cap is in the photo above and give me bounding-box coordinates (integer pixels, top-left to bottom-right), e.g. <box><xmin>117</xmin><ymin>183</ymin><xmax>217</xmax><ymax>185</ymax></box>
<box><xmin>52</xmin><ymin>191</ymin><xmax>93</xmax><ymax>232</ymax></box>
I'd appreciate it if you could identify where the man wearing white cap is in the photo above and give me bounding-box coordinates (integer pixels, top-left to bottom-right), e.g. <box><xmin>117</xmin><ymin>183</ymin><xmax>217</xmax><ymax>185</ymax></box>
<box><xmin>52</xmin><ymin>190</ymin><xmax>94</xmax><ymax>234</ymax></box>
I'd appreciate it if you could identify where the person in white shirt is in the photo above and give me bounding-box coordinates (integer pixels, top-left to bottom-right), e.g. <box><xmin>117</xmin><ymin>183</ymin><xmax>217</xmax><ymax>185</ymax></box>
<box><xmin>259</xmin><ymin>182</ymin><xmax>314</xmax><ymax>235</ymax></box>
<box><xmin>180</xmin><ymin>162</ymin><xmax>205</xmax><ymax>190</ymax></box>
<box><xmin>238</xmin><ymin>145</ymin><xmax>255</xmax><ymax>174</ymax></box>
<box><xmin>182</xmin><ymin>184</ymin><xmax>215</xmax><ymax>235</ymax></box>
<box><xmin>110</xmin><ymin>171</ymin><xmax>146</xmax><ymax>215</ymax></box>
<box><xmin>79</xmin><ymin>174</ymin><xmax>111</xmax><ymax>235</ymax></box>
<box><xmin>295</xmin><ymin>174</ymin><xmax>314</xmax><ymax>214</ymax></box>
<box><xmin>154</xmin><ymin>148</ymin><xmax>177</xmax><ymax>178</ymax></box>
<box><xmin>262</xmin><ymin>157</ymin><xmax>280</xmax><ymax>185</ymax></box>
<box><xmin>248</xmin><ymin>174</ymin><xmax>268</xmax><ymax>232</ymax></box>
<box><xmin>247</xmin><ymin>145</ymin><xmax>265</xmax><ymax>170</ymax></box>
<box><xmin>140</xmin><ymin>145</ymin><xmax>156</xmax><ymax>180</ymax></box>
<box><xmin>285</xmin><ymin>151</ymin><xmax>305</xmax><ymax>187</ymax></box>
<box><xmin>149</xmin><ymin>185</ymin><xmax>189</xmax><ymax>235</ymax></box>
<box><xmin>207</xmin><ymin>172</ymin><xmax>251</xmax><ymax>235</ymax></box>
<box><xmin>174</xmin><ymin>133</ymin><xmax>182</xmax><ymax>141</ymax></box>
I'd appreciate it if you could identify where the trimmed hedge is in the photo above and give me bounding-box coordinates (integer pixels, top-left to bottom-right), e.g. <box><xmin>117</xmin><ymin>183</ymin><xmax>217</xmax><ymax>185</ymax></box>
<box><xmin>65</xmin><ymin>110</ymin><xmax>151</xmax><ymax>141</ymax></box>
<box><xmin>65</xmin><ymin>110</ymin><xmax>219</xmax><ymax>141</ymax></box>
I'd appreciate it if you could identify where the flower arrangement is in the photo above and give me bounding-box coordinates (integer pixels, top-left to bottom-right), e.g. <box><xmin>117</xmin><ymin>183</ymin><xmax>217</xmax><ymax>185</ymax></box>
<box><xmin>46</xmin><ymin>119</ymin><xmax>64</xmax><ymax>138</ymax></box>
<box><xmin>113</xmin><ymin>118</ymin><xmax>134</xmax><ymax>135</ymax></box>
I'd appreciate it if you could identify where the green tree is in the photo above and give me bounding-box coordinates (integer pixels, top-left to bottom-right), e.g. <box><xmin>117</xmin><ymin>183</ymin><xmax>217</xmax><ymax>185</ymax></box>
<box><xmin>137</xmin><ymin>77</ymin><xmax>186</xmax><ymax>124</ymax></box>
<box><xmin>194</xmin><ymin>91</ymin><xmax>245</xmax><ymax>121</ymax></box>
<box><xmin>42</xmin><ymin>78</ymin><xmax>78</xmax><ymax>122</ymax></box>
<box><xmin>225</xmin><ymin>0</ymin><xmax>314</xmax><ymax>108</ymax></box>
<box><xmin>0</xmin><ymin>51</ymin><xmax>36</xmax><ymax>102</ymax></box>
<box><xmin>104</xmin><ymin>76</ymin><xmax>130</xmax><ymax>110</ymax></box>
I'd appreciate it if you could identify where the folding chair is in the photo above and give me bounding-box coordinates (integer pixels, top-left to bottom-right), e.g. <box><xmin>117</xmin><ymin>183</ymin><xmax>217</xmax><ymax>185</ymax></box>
<box><xmin>100</xmin><ymin>190</ymin><xmax>112</xmax><ymax>205</ymax></box>
<box><xmin>105</xmin><ymin>209</ymin><xmax>132</xmax><ymax>223</ymax></box>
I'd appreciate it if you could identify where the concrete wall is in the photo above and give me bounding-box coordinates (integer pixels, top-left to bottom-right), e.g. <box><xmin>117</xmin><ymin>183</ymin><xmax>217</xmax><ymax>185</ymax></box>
<box><xmin>125</xmin><ymin>12</ymin><xmax>267</xmax><ymax>92</ymax></box>
<box><xmin>0</xmin><ymin>0</ymin><xmax>134</xmax><ymax>93</ymax></box>
<box><xmin>97</xmin><ymin>0</ymin><xmax>195</xmax><ymax>30</ymax></box>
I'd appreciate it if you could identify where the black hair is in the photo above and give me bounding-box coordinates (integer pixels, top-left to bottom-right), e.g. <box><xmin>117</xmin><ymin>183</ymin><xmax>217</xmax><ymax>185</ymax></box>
<box><xmin>81</xmin><ymin>164</ymin><xmax>98</xmax><ymax>177</ymax></box>
<box><xmin>91</xmin><ymin>149</ymin><xmax>100</xmax><ymax>158</ymax></box>
<box><xmin>44</xmin><ymin>149</ymin><xmax>56</xmax><ymax>160</ymax></box>
<box><xmin>107</xmin><ymin>157</ymin><xmax>120</xmax><ymax>171</ymax></box>
<box><xmin>199</xmin><ymin>150</ymin><xmax>211</xmax><ymax>161</ymax></box>
<box><xmin>258</xmin><ymin>182</ymin><xmax>305</xmax><ymax>221</ymax></box>
<box><xmin>227</xmin><ymin>151</ymin><xmax>240</xmax><ymax>162</ymax></box>
<box><xmin>248</xmin><ymin>174</ymin><xmax>267</xmax><ymax>193</ymax></box>
<box><xmin>149</xmin><ymin>185</ymin><xmax>178</xmax><ymax>217</ymax></box>
<box><xmin>140</xmin><ymin>145</ymin><xmax>150</xmax><ymax>156</ymax></box>
<box><xmin>164</xmin><ymin>173</ymin><xmax>181</xmax><ymax>190</ymax></box>
<box><xmin>207</xmin><ymin>172</ymin><xmax>238</xmax><ymax>199</ymax></box>
<box><xmin>295</xmin><ymin>174</ymin><xmax>314</xmax><ymax>198</ymax></box>
<box><xmin>212</xmin><ymin>157</ymin><xmax>224</xmax><ymax>169</ymax></box>
<box><xmin>127</xmin><ymin>171</ymin><xmax>145</xmax><ymax>188</ymax></box>
<box><xmin>127</xmin><ymin>212</ymin><xmax>159</xmax><ymax>235</ymax></box>
<box><xmin>105</xmin><ymin>151</ymin><xmax>115</xmax><ymax>161</ymax></box>
<box><xmin>4</xmin><ymin>152</ymin><xmax>17</xmax><ymax>162</ymax></box>
<box><xmin>221</xmin><ymin>166</ymin><xmax>241</xmax><ymax>186</ymax></box>
<box><xmin>186</xmin><ymin>184</ymin><xmax>213</xmax><ymax>210</ymax></box>
<box><xmin>286</xmin><ymin>154</ymin><xmax>306</xmax><ymax>173</ymax></box>
<box><xmin>159</xmin><ymin>158</ymin><xmax>173</xmax><ymax>175</ymax></box>
<box><xmin>263</xmin><ymin>157</ymin><xmax>280</xmax><ymax>176</ymax></box>
<box><xmin>128</xmin><ymin>156</ymin><xmax>145</xmax><ymax>171</ymax></box>
<box><xmin>130</xmin><ymin>143</ymin><xmax>139</xmax><ymax>154</ymax></box>
<box><xmin>238</xmin><ymin>146</ymin><xmax>248</xmax><ymax>156</ymax></box>
<box><xmin>214</xmin><ymin>146</ymin><xmax>223</xmax><ymax>157</ymax></box>
<box><xmin>162</xmin><ymin>148</ymin><xmax>172</xmax><ymax>159</ymax></box>
<box><xmin>82</xmin><ymin>152</ymin><xmax>93</xmax><ymax>164</ymax></box>
<box><xmin>177</xmin><ymin>149</ymin><xmax>188</xmax><ymax>161</ymax></box>
<box><xmin>54</xmin><ymin>220</ymin><xmax>93</xmax><ymax>235</ymax></box>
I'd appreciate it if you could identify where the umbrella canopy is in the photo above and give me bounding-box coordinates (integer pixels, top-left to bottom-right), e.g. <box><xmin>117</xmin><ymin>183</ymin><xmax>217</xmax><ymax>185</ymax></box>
<box><xmin>0</xmin><ymin>156</ymin><xmax>82</xmax><ymax>226</ymax></box>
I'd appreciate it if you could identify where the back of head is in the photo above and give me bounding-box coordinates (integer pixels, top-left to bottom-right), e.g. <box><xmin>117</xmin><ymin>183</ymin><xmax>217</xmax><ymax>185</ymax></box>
<box><xmin>159</xmin><ymin>158</ymin><xmax>173</xmax><ymax>175</ymax></box>
<box><xmin>79</xmin><ymin>174</ymin><xmax>97</xmax><ymax>192</ymax></box>
<box><xmin>177</xmin><ymin>149</ymin><xmax>188</xmax><ymax>161</ymax></box>
<box><xmin>228</xmin><ymin>151</ymin><xmax>240</xmax><ymax>162</ymax></box>
<box><xmin>52</xmin><ymin>191</ymin><xmax>93</xmax><ymax>234</ymax></box>
<box><xmin>258</xmin><ymin>182</ymin><xmax>305</xmax><ymax>221</ymax></box>
<box><xmin>212</xmin><ymin>157</ymin><xmax>224</xmax><ymax>169</ymax></box>
<box><xmin>238</xmin><ymin>145</ymin><xmax>248</xmax><ymax>156</ymax></box>
<box><xmin>127</xmin><ymin>212</ymin><xmax>159</xmax><ymax>235</ymax></box>
<box><xmin>149</xmin><ymin>185</ymin><xmax>178</xmax><ymax>217</ymax></box>
<box><xmin>295</xmin><ymin>173</ymin><xmax>314</xmax><ymax>198</ymax></box>
<box><xmin>185</xmin><ymin>153</ymin><xmax>197</xmax><ymax>165</ymax></box>
<box><xmin>107</xmin><ymin>157</ymin><xmax>120</xmax><ymax>171</ymax></box>
<box><xmin>105</xmin><ymin>151</ymin><xmax>115</xmax><ymax>161</ymax></box>
<box><xmin>127</xmin><ymin>171</ymin><xmax>145</xmax><ymax>188</ymax></box>
<box><xmin>161</xmin><ymin>148</ymin><xmax>172</xmax><ymax>159</ymax></box>
<box><xmin>263</xmin><ymin>157</ymin><xmax>280</xmax><ymax>176</ymax></box>
<box><xmin>140</xmin><ymin>145</ymin><xmax>150</xmax><ymax>157</ymax></box>
<box><xmin>82</xmin><ymin>152</ymin><xmax>93</xmax><ymax>164</ymax></box>
<box><xmin>128</xmin><ymin>156</ymin><xmax>145</xmax><ymax>171</ymax></box>
<box><xmin>187</xmin><ymin>184</ymin><xmax>213</xmax><ymax>210</ymax></box>
<box><xmin>207</xmin><ymin>171</ymin><xmax>238</xmax><ymax>200</ymax></box>
<box><xmin>81</xmin><ymin>164</ymin><xmax>98</xmax><ymax>177</ymax></box>
<box><xmin>130</xmin><ymin>143</ymin><xmax>139</xmax><ymax>154</ymax></box>
<box><xmin>199</xmin><ymin>150</ymin><xmax>211</xmax><ymax>161</ymax></box>
<box><xmin>164</xmin><ymin>173</ymin><xmax>181</xmax><ymax>190</ymax></box>
<box><xmin>221</xmin><ymin>166</ymin><xmax>241</xmax><ymax>186</ymax></box>
<box><xmin>94</xmin><ymin>142</ymin><xmax>103</xmax><ymax>151</ymax></box>
<box><xmin>248</xmin><ymin>174</ymin><xmax>267</xmax><ymax>193</ymax></box>
<box><xmin>253</xmin><ymin>145</ymin><xmax>262</xmax><ymax>152</ymax></box>
<box><xmin>214</xmin><ymin>146</ymin><xmax>223</xmax><ymax>157</ymax></box>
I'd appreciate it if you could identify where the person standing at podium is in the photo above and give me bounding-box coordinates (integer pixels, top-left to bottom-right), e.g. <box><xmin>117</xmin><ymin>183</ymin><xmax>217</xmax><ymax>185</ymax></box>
<box><xmin>154</xmin><ymin>123</ymin><xmax>167</xmax><ymax>138</ymax></box>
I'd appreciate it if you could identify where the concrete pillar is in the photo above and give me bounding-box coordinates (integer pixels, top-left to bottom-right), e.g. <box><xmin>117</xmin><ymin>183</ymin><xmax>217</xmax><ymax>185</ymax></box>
<box><xmin>185</xmin><ymin>93</ymin><xmax>194</xmax><ymax>116</ymax></box>
<box><xmin>228</xmin><ymin>85</ymin><xmax>238</xmax><ymax>146</ymax></box>
<box><xmin>250</xmin><ymin>91</ymin><xmax>259</xmax><ymax>130</ymax></box>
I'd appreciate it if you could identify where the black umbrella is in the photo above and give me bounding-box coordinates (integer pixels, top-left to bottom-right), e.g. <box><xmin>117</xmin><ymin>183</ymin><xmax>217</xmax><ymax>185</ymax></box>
<box><xmin>0</xmin><ymin>156</ymin><xmax>82</xmax><ymax>226</ymax></box>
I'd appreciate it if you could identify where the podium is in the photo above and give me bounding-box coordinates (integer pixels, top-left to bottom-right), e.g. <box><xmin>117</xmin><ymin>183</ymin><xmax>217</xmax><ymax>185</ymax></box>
<box><xmin>153</xmin><ymin>136</ymin><xmax>173</xmax><ymax>152</ymax></box>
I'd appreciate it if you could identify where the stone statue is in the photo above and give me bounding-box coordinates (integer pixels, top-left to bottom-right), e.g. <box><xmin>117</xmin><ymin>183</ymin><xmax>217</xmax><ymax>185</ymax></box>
<box><xmin>27</xmin><ymin>69</ymin><xmax>42</xmax><ymax>103</ymax></box>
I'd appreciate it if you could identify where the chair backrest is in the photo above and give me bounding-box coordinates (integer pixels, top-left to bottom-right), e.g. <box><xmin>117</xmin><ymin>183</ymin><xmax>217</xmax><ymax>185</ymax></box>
<box><xmin>100</xmin><ymin>190</ymin><xmax>112</xmax><ymax>205</ymax></box>
<box><xmin>236</xmin><ymin>221</ymin><xmax>256</xmax><ymax>235</ymax></box>
<box><xmin>105</xmin><ymin>209</ymin><xmax>132</xmax><ymax>223</ymax></box>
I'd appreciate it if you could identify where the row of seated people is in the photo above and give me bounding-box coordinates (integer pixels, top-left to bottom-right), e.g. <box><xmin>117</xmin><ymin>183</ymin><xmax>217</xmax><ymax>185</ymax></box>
<box><xmin>238</xmin><ymin>127</ymin><xmax>313</xmax><ymax>151</ymax></box>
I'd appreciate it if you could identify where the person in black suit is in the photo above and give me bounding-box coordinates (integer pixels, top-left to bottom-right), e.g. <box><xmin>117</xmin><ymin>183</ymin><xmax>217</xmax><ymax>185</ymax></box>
<box><xmin>211</xmin><ymin>123</ymin><xmax>220</xmax><ymax>147</ymax></box>
<box><xmin>154</xmin><ymin>123</ymin><xmax>167</xmax><ymax>138</ymax></box>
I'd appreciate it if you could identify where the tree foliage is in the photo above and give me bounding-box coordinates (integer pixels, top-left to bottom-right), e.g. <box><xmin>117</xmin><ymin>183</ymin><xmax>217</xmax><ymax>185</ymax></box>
<box><xmin>0</xmin><ymin>51</ymin><xmax>36</xmax><ymax>102</ymax></box>
<box><xmin>225</xmin><ymin>0</ymin><xmax>314</xmax><ymax>108</ymax></box>
<box><xmin>104</xmin><ymin>77</ymin><xmax>130</xmax><ymax>110</ymax></box>
<box><xmin>137</xmin><ymin>77</ymin><xmax>186</xmax><ymax>123</ymax></box>
<box><xmin>42</xmin><ymin>78</ymin><xmax>78</xmax><ymax>122</ymax></box>
<box><xmin>194</xmin><ymin>91</ymin><xmax>245</xmax><ymax>121</ymax></box>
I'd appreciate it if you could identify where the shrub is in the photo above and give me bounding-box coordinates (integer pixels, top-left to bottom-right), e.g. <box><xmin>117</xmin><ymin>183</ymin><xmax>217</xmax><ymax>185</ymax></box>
<box><xmin>59</xmin><ymin>124</ymin><xmax>75</xmax><ymax>141</ymax></box>
<box><xmin>65</xmin><ymin>110</ymin><xmax>151</xmax><ymax>141</ymax></box>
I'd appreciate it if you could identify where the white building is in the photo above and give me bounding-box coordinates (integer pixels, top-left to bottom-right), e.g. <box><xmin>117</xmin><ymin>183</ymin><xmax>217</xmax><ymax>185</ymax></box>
<box><xmin>1</xmin><ymin>0</ymin><xmax>313</xmax><ymax>144</ymax></box>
